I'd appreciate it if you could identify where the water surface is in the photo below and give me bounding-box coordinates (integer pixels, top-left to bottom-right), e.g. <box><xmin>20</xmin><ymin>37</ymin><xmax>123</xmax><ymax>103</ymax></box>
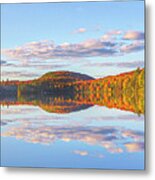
<box><xmin>1</xmin><ymin>103</ymin><xmax>144</xmax><ymax>169</ymax></box>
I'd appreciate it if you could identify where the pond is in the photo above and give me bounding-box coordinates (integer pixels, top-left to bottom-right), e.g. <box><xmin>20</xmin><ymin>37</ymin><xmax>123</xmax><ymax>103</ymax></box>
<box><xmin>1</xmin><ymin>100</ymin><xmax>144</xmax><ymax>170</ymax></box>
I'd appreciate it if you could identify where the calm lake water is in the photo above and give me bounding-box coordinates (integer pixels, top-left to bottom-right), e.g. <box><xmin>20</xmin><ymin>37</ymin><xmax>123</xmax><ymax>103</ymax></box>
<box><xmin>1</xmin><ymin>104</ymin><xmax>144</xmax><ymax>169</ymax></box>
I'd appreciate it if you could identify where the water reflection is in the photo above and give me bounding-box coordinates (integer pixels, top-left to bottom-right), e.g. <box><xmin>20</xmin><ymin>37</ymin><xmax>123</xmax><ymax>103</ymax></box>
<box><xmin>0</xmin><ymin>90</ymin><xmax>144</xmax><ymax>114</ymax></box>
<box><xmin>0</xmin><ymin>85</ymin><xmax>144</xmax><ymax>169</ymax></box>
<box><xmin>2</xmin><ymin>119</ymin><xmax>144</xmax><ymax>154</ymax></box>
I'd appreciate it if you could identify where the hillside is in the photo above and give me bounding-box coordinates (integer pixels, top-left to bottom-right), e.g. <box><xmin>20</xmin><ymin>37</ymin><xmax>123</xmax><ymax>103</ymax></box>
<box><xmin>17</xmin><ymin>71</ymin><xmax>94</xmax><ymax>94</ymax></box>
<box><xmin>39</xmin><ymin>71</ymin><xmax>94</xmax><ymax>82</ymax></box>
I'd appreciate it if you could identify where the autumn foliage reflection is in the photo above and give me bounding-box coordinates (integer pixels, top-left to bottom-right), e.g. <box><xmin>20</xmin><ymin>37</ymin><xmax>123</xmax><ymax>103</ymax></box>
<box><xmin>0</xmin><ymin>68</ymin><xmax>144</xmax><ymax>114</ymax></box>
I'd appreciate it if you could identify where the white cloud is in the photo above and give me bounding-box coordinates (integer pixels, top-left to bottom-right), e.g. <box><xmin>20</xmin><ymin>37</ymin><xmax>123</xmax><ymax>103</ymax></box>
<box><xmin>73</xmin><ymin>27</ymin><xmax>87</xmax><ymax>34</ymax></box>
<box><xmin>120</xmin><ymin>41</ymin><xmax>144</xmax><ymax>53</ymax></box>
<box><xmin>2</xmin><ymin>30</ymin><xmax>144</xmax><ymax>61</ymax></box>
<box><xmin>123</xmin><ymin>31</ymin><xmax>144</xmax><ymax>40</ymax></box>
<box><xmin>101</xmin><ymin>30</ymin><xmax>122</xmax><ymax>41</ymax></box>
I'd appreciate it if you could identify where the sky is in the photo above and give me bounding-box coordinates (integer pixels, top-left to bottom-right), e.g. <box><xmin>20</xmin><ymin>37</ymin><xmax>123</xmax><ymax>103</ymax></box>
<box><xmin>1</xmin><ymin>0</ymin><xmax>145</xmax><ymax>81</ymax></box>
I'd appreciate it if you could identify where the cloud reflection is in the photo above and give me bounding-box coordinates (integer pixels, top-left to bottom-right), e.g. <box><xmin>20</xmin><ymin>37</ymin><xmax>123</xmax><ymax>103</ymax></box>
<box><xmin>73</xmin><ymin>150</ymin><xmax>104</xmax><ymax>159</ymax></box>
<box><xmin>2</xmin><ymin>124</ymin><xmax>144</xmax><ymax>154</ymax></box>
<box><xmin>125</xmin><ymin>142</ymin><xmax>144</xmax><ymax>152</ymax></box>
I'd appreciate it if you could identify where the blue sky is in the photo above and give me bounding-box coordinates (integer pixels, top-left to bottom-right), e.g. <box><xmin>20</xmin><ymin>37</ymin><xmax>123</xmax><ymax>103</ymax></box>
<box><xmin>1</xmin><ymin>1</ymin><xmax>145</xmax><ymax>80</ymax></box>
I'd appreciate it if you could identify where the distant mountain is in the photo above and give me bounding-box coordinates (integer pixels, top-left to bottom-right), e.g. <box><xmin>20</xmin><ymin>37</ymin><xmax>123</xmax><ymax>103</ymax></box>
<box><xmin>38</xmin><ymin>71</ymin><xmax>94</xmax><ymax>83</ymax></box>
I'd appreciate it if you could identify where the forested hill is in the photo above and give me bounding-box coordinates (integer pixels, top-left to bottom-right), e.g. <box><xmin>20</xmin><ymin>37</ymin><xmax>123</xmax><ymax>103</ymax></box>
<box><xmin>39</xmin><ymin>71</ymin><xmax>94</xmax><ymax>82</ymax></box>
<box><xmin>0</xmin><ymin>71</ymin><xmax>94</xmax><ymax>86</ymax></box>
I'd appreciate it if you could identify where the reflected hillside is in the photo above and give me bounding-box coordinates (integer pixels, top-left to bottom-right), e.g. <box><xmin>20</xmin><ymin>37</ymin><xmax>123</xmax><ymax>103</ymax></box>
<box><xmin>0</xmin><ymin>69</ymin><xmax>144</xmax><ymax>114</ymax></box>
<box><xmin>0</xmin><ymin>95</ymin><xmax>93</xmax><ymax>114</ymax></box>
<box><xmin>20</xmin><ymin>95</ymin><xmax>93</xmax><ymax>114</ymax></box>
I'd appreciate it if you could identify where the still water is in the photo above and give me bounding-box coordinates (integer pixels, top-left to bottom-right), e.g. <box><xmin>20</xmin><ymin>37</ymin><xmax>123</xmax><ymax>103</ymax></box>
<box><xmin>1</xmin><ymin>103</ymin><xmax>144</xmax><ymax>169</ymax></box>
